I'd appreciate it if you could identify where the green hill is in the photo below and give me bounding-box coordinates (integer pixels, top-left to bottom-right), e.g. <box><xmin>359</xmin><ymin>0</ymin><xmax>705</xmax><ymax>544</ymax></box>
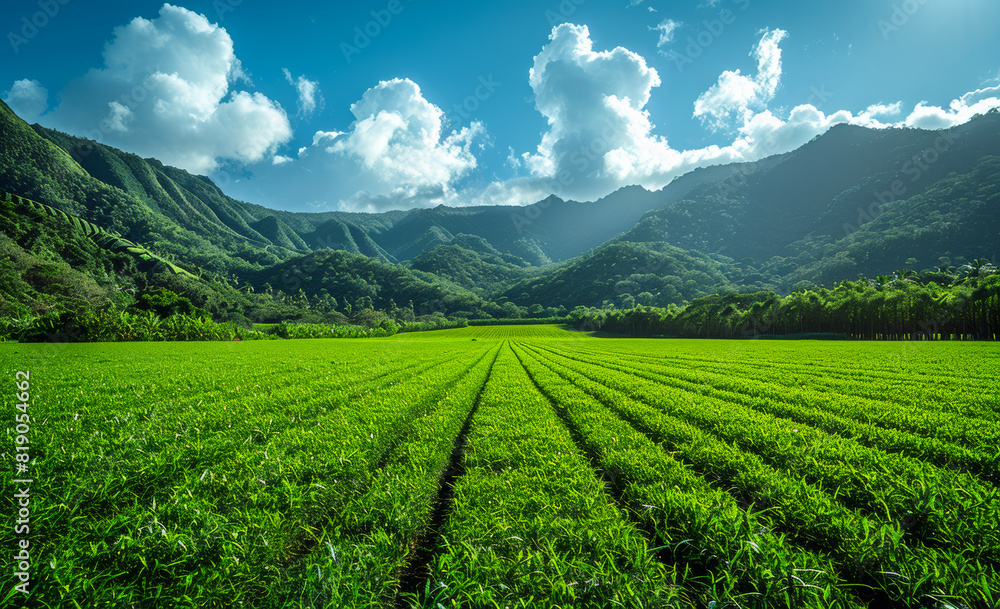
<box><xmin>502</xmin><ymin>241</ymin><xmax>739</xmax><ymax>309</ymax></box>
<box><xmin>409</xmin><ymin>234</ymin><xmax>533</xmax><ymax>296</ymax></box>
<box><xmin>777</xmin><ymin>155</ymin><xmax>1000</xmax><ymax>286</ymax></box>
<box><xmin>254</xmin><ymin>249</ymin><xmax>507</xmax><ymax>319</ymax></box>
<box><xmin>621</xmin><ymin>113</ymin><xmax>1000</xmax><ymax>264</ymax></box>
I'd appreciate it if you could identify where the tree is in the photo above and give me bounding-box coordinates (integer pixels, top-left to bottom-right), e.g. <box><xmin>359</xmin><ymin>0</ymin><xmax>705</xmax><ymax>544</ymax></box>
<box><xmin>135</xmin><ymin>288</ymin><xmax>210</xmax><ymax>319</ymax></box>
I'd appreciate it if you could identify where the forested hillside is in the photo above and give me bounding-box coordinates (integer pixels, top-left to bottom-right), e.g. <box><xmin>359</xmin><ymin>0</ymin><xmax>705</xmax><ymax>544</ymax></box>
<box><xmin>2</xmin><ymin>96</ymin><xmax>999</xmax><ymax>339</ymax></box>
<box><xmin>621</xmin><ymin>115</ymin><xmax>1000</xmax><ymax>261</ymax></box>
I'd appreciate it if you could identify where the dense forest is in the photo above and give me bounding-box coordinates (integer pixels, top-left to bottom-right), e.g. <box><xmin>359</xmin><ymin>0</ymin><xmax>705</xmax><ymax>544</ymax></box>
<box><xmin>2</xmin><ymin>98</ymin><xmax>999</xmax><ymax>341</ymax></box>
<box><xmin>0</xmin><ymin>191</ymin><xmax>484</xmax><ymax>341</ymax></box>
<box><xmin>571</xmin><ymin>268</ymin><xmax>1000</xmax><ymax>341</ymax></box>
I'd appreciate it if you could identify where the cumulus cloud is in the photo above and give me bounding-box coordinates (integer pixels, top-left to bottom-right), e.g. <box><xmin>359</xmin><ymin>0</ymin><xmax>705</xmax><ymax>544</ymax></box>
<box><xmin>283</xmin><ymin>69</ymin><xmax>323</xmax><ymax>118</ymax></box>
<box><xmin>224</xmin><ymin>78</ymin><xmax>485</xmax><ymax>212</ymax></box>
<box><xmin>724</xmin><ymin>86</ymin><xmax>1000</xmax><ymax>162</ymax></box>
<box><xmin>520</xmin><ymin>23</ymin><xmax>667</xmax><ymax>198</ymax></box>
<box><xmin>903</xmin><ymin>84</ymin><xmax>1000</xmax><ymax>130</ymax></box>
<box><xmin>3</xmin><ymin>79</ymin><xmax>48</xmax><ymax>122</ymax></box>
<box><xmin>693</xmin><ymin>28</ymin><xmax>788</xmax><ymax>131</ymax></box>
<box><xmin>859</xmin><ymin>102</ymin><xmax>903</xmax><ymax>123</ymax></box>
<box><xmin>499</xmin><ymin>23</ymin><xmax>743</xmax><ymax>202</ymax></box>
<box><xmin>329</xmin><ymin>78</ymin><xmax>484</xmax><ymax>191</ymax></box>
<box><xmin>46</xmin><ymin>3</ymin><xmax>291</xmax><ymax>174</ymax></box>
<box><xmin>506</xmin><ymin>23</ymin><xmax>778</xmax><ymax>200</ymax></box>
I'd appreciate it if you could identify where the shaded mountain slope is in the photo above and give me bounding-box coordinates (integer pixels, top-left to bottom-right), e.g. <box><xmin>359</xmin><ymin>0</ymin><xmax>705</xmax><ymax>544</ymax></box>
<box><xmin>622</xmin><ymin>112</ymin><xmax>1000</xmax><ymax>262</ymax></box>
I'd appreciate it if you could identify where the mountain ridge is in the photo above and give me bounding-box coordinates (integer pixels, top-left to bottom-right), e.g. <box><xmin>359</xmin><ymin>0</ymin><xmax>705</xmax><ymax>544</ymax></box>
<box><xmin>2</xmin><ymin>98</ymin><xmax>998</xmax><ymax>321</ymax></box>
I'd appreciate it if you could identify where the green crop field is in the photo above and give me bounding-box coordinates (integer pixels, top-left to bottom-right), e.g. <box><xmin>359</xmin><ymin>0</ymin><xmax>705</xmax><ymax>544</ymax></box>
<box><xmin>3</xmin><ymin>326</ymin><xmax>999</xmax><ymax>608</ymax></box>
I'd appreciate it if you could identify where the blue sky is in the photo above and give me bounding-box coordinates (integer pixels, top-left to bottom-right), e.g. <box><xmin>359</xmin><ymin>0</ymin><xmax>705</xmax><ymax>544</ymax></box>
<box><xmin>3</xmin><ymin>0</ymin><xmax>999</xmax><ymax>212</ymax></box>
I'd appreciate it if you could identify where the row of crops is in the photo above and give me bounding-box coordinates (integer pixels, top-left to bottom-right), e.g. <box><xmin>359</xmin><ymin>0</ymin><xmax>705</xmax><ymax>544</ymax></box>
<box><xmin>2</xmin><ymin>328</ymin><xmax>998</xmax><ymax>607</ymax></box>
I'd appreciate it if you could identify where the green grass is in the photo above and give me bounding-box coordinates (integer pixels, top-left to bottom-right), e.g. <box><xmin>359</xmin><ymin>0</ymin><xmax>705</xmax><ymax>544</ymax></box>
<box><xmin>2</xmin><ymin>327</ymin><xmax>998</xmax><ymax>608</ymax></box>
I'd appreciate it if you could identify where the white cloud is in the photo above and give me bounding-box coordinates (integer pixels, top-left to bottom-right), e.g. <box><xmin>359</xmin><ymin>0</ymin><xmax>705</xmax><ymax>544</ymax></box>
<box><xmin>45</xmin><ymin>3</ymin><xmax>292</xmax><ymax>174</ymax></box>
<box><xmin>501</xmin><ymin>24</ymin><xmax>802</xmax><ymax>201</ymax></box>
<box><xmin>329</xmin><ymin>78</ymin><xmax>484</xmax><ymax>191</ymax></box>
<box><xmin>961</xmin><ymin>83</ymin><xmax>1000</xmax><ymax>106</ymax></box>
<box><xmin>506</xmin><ymin>146</ymin><xmax>523</xmax><ymax>170</ymax></box>
<box><xmin>903</xmin><ymin>84</ymin><xmax>1000</xmax><ymax>130</ymax></box>
<box><xmin>105</xmin><ymin>101</ymin><xmax>133</xmax><ymax>133</ymax></box>
<box><xmin>3</xmin><ymin>79</ymin><xmax>48</xmax><ymax>122</ymax></box>
<box><xmin>651</xmin><ymin>19</ymin><xmax>682</xmax><ymax>50</ymax></box>
<box><xmin>678</xmin><ymin>91</ymin><xmax>1000</xmax><ymax>171</ymax></box>
<box><xmin>694</xmin><ymin>28</ymin><xmax>788</xmax><ymax>131</ymax></box>
<box><xmin>272</xmin><ymin>155</ymin><xmax>293</xmax><ymax>165</ymax></box>
<box><xmin>311</xmin><ymin>130</ymin><xmax>343</xmax><ymax>147</ymax></box>
<box><xmin>860</xmin><ymin>102</ymin><xmax>902</xmax><ymax>122</ymax></box>
<box><xmin>283</xmin><ymin>68</ymin><xmax>323</xmax><ymax>118</ymax></box>
<box><xmin>288</xmin><ymin>27</ymin><xmax>996</xmax><ymax>212</ymax></box>
<box><xmin>520</xmin><ymin>23</ymin><xmax>665</xmax><ymax>198</ymax></box>
<box><xmin>224</xmin><ymin>78</ymin><xmax>486</xmax><ymax>212</ymax></box>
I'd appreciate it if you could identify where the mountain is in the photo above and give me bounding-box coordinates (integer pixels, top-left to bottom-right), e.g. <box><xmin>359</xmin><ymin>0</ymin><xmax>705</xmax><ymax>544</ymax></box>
<box><xmin>0</xmin><ymin>101</ymin><xmax>514</xmax><ymax>322</ymax></box>
<box><xmin>0</xmin><ymin>99</ymin><xmax>299</xmax><ymax>276</ymax></box>
<box><xmin>409</xmin><ymin>234</ymin><xmax>534</xmax><ymax>296</ymax></box>
<box><xmin>779</xmin><ymin>155</ymin><xmax>1000</xmax><ymax>286</ymax></box>
<box><xmin>2</xmin><ymin>96</ymin><xmax>999</xmax><ymax>324</ymax></box>
<box><xmin>253</xmin><ymin>249</ymin><xmax>508</xmax><ymax>319</ymax></box>
<box><xmin>8</xmin><ymin>100</ymin><xmax>732</xmax><ymax>268</ymax></box>
<box><xmin>512</xmin><ymin>113</ymin><xmax>1000</xmax><ymax>306</ymax></box>
<box><xmin>362</xmin><ymin>177</ymin><xmax>730</xmax><ymax>264</ymax></box>
<box><xmin>621</xmin><ymin>114</ymin><xmax>1000</xmax><ymax>262</ymax></box>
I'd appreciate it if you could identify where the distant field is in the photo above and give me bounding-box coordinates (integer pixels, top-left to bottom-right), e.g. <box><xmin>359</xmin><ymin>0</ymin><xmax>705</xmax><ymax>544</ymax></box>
<box><xmin>3</xmin><ymin>327</ymin><xmax>999</xmax><ymax>608</ymax></box>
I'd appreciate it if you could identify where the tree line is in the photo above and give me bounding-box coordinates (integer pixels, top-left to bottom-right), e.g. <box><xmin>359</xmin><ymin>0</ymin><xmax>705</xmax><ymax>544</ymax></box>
<box><xmin>569</xmin><ymin>268</ymin><xmax>1000</xmax><ymax>341</ymax></box>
